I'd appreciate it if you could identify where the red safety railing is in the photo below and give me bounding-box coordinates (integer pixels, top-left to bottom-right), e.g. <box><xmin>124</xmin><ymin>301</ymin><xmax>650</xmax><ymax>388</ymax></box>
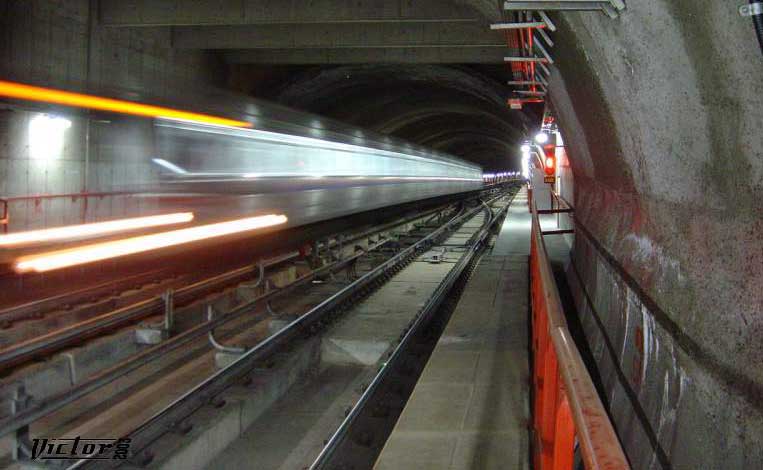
<box><xmin>530</xmin><ymin>196</ymin><xmax>630</xmax><ymax>470</ymax></box>
<box><xmin>0</xmin><ymin>191</ymin><xmax>141</xmax><ymax>233</ymax></box>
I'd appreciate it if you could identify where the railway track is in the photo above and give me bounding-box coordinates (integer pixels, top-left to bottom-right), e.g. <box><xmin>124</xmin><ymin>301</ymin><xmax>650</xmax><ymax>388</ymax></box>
<box><xmin>0</xmin><ymin>185</ymin><xmax>517</xmax><ymax>469</ymax></box>
<box><xmin>0</xmin><ymin>198</ymin><xmax>476</xmax><ymax>372</ymax></box>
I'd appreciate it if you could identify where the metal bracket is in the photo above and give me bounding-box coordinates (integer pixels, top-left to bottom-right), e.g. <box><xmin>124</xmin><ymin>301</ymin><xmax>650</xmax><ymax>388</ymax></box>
<box><xmin>740</xmin><ymin>2</ymin><xmax>763</xmax><ymax>16</ymax></box>
<box><xmin>241</xmin><ymin>261</ymin><xmax>265</xmax><ymax>289</ymax></box>
<box><xmin>533</xmin><ymin>35</ymin><xmax>555</xmax><ymax>63</ymax></box>
<box><xmin>207</xmin><ymin>305</ymin><xmax>246</xmax><ymax>355</ymax></box>
<box><xmin>207</xmin><ymin>305</ymin><xmax>247</xmax><ymax>369</ymax></box>
<box><xmin>538</xmin><ymin>11</ymin><xmax>557</xmax><ymax>31</ymax></box>
<box><xmin>135</xmin><ymin>289</ymin><xmax>175</xmax><ymax>345</ymax></box>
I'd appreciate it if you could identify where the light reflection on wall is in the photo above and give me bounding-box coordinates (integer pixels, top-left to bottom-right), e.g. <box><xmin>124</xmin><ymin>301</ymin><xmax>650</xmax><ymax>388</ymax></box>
<box><xmin>29</xmin><ymin>114</ymin><xmax>71</xmax><ymax>161</ymax></box>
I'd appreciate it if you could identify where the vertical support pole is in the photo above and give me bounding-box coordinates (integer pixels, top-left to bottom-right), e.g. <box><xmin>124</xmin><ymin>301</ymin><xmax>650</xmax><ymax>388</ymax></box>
<box><xmin>11</xmin><ymin>386</ymin><xmax>32</xmax><ymax>462</ymax></box>
<box><xmin>163</xmin><ymin>289</ymin><xmax>174</xmax><ymax>333</ymax></box>
<box><xmin>552</xmin><ymin>394</ymin><xmax>575</xmax><ymax>470</ymax></box>
<box><xmin>540</xmin><ymin>350</ymin><xmax>559</xmax><ymax>469</ymax></box>
<box><xmin>1</xmin><ymin>199</ymin><xmax>8</xmax><ymax>233</ymax></box>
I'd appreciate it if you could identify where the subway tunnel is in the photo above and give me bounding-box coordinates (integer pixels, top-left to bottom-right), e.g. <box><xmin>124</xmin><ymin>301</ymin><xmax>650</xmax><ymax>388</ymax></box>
<box><xmin>0</xmin><ymin>1</ymin><xmax>761</xmax><ymax>469</ymax></box>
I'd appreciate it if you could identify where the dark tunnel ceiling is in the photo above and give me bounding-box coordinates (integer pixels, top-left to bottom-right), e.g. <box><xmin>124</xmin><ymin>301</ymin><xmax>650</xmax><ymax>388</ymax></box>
<box><xmin>229</xmin><ymin>64</ymin><xmax>540</xmax><ymax>171</ymax></box>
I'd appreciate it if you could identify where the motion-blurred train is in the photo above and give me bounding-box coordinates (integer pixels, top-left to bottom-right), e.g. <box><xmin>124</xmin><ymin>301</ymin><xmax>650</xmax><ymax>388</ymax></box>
<box><xmin>146</xmin><ymin>116</ymin><xmax>484</xmax><ymax>228</ymax></box>
<box><xmin>0</xmin><ymin>79</ymin><xmax>486</xmax><ymax>254</ymax></box>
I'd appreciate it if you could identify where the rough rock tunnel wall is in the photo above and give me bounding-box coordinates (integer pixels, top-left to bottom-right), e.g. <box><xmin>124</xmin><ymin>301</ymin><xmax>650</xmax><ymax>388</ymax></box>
<box><xmin>545</xmin><ymin>1</ymin><xmax>763</xmax><ymax>468</ymax></box>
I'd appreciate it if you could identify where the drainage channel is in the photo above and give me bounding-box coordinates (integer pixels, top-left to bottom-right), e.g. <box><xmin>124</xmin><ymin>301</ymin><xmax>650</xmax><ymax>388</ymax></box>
<box><xmin>316</xmin><ymin>234</ymin><xmax>486</xmax><ymax>470</ymax></box>
<box><xmin>311</xmin><ymin>191</ymin><xmax>515</xmax><ymax>470</ymax></box>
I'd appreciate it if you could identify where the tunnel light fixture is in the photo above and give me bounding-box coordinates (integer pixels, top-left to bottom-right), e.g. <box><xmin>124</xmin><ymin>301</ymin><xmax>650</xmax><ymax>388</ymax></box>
<box><xmin>29</xmin><ymin>114</ymin><xmax>71</xmax><ymax>160</ymax></box>
<box><xmin>14</xmin><ymin>214</ymin><xmax>287</xmax><ymax>273</ymax></box>
<box><xmin>535</xmin><ymin>132</ymin><xmax>549</xmax><ymax>144</ymax></box>
<box><xmin>521</xmin><ymin>144</ymin><xmax>531</xmax><ymax>153</ymax></box>
<box><xmin>0</xmin><ymin>212</ymin><xmax>194</xmax><ymax>248</ymax></box>
<box><xmin>0</xmin><ymin>80</ymin><xmax>252</xmax><ymax>128</ymax></box>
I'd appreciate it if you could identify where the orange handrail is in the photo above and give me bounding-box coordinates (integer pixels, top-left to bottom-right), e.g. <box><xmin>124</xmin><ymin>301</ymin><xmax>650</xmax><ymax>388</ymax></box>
<box><xmin>530</xmin><ymin>197</ymin><xmax>630</xmax><ymax>470</ymax></box>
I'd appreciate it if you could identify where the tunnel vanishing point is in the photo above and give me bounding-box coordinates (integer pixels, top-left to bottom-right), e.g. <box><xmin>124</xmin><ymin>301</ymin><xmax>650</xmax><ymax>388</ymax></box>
<box><xmin>0</xmin><ymin>1</ymin><xmax>761</xmax><ymax>470</ymax></box>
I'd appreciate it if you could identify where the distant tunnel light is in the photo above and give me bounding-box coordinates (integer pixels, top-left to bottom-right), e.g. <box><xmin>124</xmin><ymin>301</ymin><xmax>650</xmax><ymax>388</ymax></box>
<box><xmin>522</xmin><ymin>153</ymin><xmax>530</xmax><ymax>180</ymax></box>
<box><xmin>0</xmin><ymin>80</ymin><xmax>252</xmax><ymax>128</ymax></box>
<box><xmin>520</xmin><ymin>144</ymin><xmax>531</xmax><ymax>153</ymax></box>
<box><xmin>0</xmin><ymin>212</ymin><xmax>194</xmax><ymax>248</ymax></box>
<box><xmin>29</xmin><ymin>115</ymin><xmax>71</xmax><ymax>160</ymax></box>
<box><xmin>14</xmin><ymin>214</ymin><xmax>287</xmax><ymax>273</ymax></box>
<box><xmin>534</xmin><ymin>132</ymin><xmax>549</xmax><ymax>144</ymax></box>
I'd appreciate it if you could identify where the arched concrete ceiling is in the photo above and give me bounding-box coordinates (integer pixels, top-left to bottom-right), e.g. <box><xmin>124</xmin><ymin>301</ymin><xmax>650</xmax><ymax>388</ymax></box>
<box><xmin>232</xmin><ymin>64</ymin><xmax>536</xmax><ymax>171</ymax></box>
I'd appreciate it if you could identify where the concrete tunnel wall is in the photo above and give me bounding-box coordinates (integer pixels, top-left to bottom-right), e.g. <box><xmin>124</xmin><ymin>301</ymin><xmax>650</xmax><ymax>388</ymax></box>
<box><xmin>0</xmin><ymin>0</ymin><xmax>223</xmax><ymax>229</ymax></box>
<box><xmin>543</xmin><ymin>2</ymin><xmax>763</xmax><ymax>468</ymax></box>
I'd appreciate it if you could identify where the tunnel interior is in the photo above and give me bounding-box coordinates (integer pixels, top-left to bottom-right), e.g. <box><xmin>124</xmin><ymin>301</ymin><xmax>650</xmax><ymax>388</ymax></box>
<box><xmin>229</xmin><ymin>63</ymin><xmax>538</xmax><ymax>171</ymax></box>
<box><xmin>0</xmin><ymin>1</ymin><xmax>762</xmax><ymax>469</ymax></box>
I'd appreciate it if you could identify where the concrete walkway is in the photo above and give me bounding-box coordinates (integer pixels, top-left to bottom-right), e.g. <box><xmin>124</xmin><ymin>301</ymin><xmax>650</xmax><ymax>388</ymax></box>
<box><xmin>374</xmin><ymin>188</ymin><xmax>531</xmax><ymax>470</ymax></box>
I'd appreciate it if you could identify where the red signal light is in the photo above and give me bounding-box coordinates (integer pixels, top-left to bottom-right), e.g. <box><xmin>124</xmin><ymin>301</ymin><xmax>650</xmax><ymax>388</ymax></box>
<box><xmin>543</xmin><ymin>145</ymin><xmax>556</xmax><ymax>176</ymax></box>
<box><xmin>544</xmin><ymin>156</ymin><xmax>555</xmax><ymax>174</ymax></box>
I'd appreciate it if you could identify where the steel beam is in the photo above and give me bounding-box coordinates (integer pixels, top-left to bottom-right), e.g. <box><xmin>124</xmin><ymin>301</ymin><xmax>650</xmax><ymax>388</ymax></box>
<box><xmin>532</xmin><ymin>34</ymin><xmax>554</xmax><ymax>63</ymax></box>
<box><xmin>490</xmin><ymin>22</ymin><xmax>546</xmax><ymax>30</ymax></box>
<box><xmin>538</xmin><ymin>11</ymin><xmax>557</xmax><ymax>31</ymax></box>
<box><xmin>504</xmin><ymin>1</ymin><xmax>625</xmax><ymax>18</ymax></box>
<box><xmin>536</xmin><ymin>27</ymin><xmax>554</xmax><ymax>47</ymax></box>
<box><xmin>99</xmin><ymin>0</ymin><xmax>481</xmax><ymax>26</ymax></box>
<box><xmin>504</xmin><ymin>56</ymin><xmax>549</xmax><ymax>63</ymax></box>
<box><xmin>504</xmin><ymin>1</ymin><xmax>622</xmax><ymax>10</ymax></box>
<box><xmin>172</xmin><ymin>22</ymin><xmax>505</xmax><ymax>50</ymax></box>
<box><xmin>224</xmin><ymin>47</ymin><xmax>509</xmax><ymax>64</ymax></box>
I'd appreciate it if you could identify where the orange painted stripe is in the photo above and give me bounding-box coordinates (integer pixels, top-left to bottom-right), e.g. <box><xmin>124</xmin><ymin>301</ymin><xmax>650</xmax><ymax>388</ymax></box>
<box><xmin>0</xmin><ymin>80</ymin><xmax>252</xmax><ymax>128</ymax></box>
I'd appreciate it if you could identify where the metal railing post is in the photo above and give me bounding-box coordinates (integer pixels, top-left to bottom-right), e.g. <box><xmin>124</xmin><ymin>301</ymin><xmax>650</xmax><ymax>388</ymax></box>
<box><xmin>551</xmin><ymin>394</ymin><xmax>575</xmax><ymax>470</ymax></box>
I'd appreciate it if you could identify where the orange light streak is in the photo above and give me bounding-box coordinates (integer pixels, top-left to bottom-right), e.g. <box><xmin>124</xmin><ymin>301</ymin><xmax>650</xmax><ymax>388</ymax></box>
<box><xmin>14</xmin><ymin>214</ymin><xmax>287</xmax><ymax>273</ymax></box>
<box><xmin>0</xmin><ymin>212</ymin><xmax>194</xmax><ymax>248</ymax></box>
<box><xmin>0</xmin><ymin>80</ymin><xmax>252</xmax><ymax>128</ymax></box>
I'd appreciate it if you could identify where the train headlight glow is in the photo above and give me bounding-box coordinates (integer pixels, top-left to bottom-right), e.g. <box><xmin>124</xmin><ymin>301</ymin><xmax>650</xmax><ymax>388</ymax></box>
<box><xmin>14</xmin><ymin>214</ymin><xmax>287</xmax><ymax>273</ymax></box>
<box><xmin>0</xmin><ymin>212</ymin><xmax>194</xmax><ymax>247</ymax></box>
<box><xmin>534</xmin><ymin>132</ymin><xmax>549</xmax><ymax>144</ymax></box>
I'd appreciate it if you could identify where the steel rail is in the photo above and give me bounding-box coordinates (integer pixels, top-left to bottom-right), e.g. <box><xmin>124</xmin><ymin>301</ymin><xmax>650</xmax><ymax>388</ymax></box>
<box><xmin>0</xmin><ymin>268</ymin><xmax>172</xmax><ymax>325</ymax></box>
<box><xmin>0</xmin><ymin>200</ymin><xmax>455</xmax><ymax>368</ymax></box>
<box><xmin>0</xmin><ymin>251</ymin><xmax>299</xmax><ymax>370</ymax></box>
<box><xmin>310</xmin><ymin>193</ymin><xmax>514</xmax><ymax>469</ymax></box>
<box><xmin>0</xmin><ymin>237</ymin><xmax>386</xmax><ymax>439</ymax></box>
<box><xmin>0</xmin><ymin>201</ymin><xmax>458</xmax><ymax>369</ymax></box>
<box><xmin>70</xmin><ymin>193</ymin><xmax>507</xmax><ymax>467</ymax></box>
<box><xmin>0</xmin><ymin>197</ymin><xmax>472</xmax><ymax>440</ymax></box>
<box><xmin>530</xmin><ymin>196</ymin><xmax>630</xmax><ymax>469</ymax></box>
